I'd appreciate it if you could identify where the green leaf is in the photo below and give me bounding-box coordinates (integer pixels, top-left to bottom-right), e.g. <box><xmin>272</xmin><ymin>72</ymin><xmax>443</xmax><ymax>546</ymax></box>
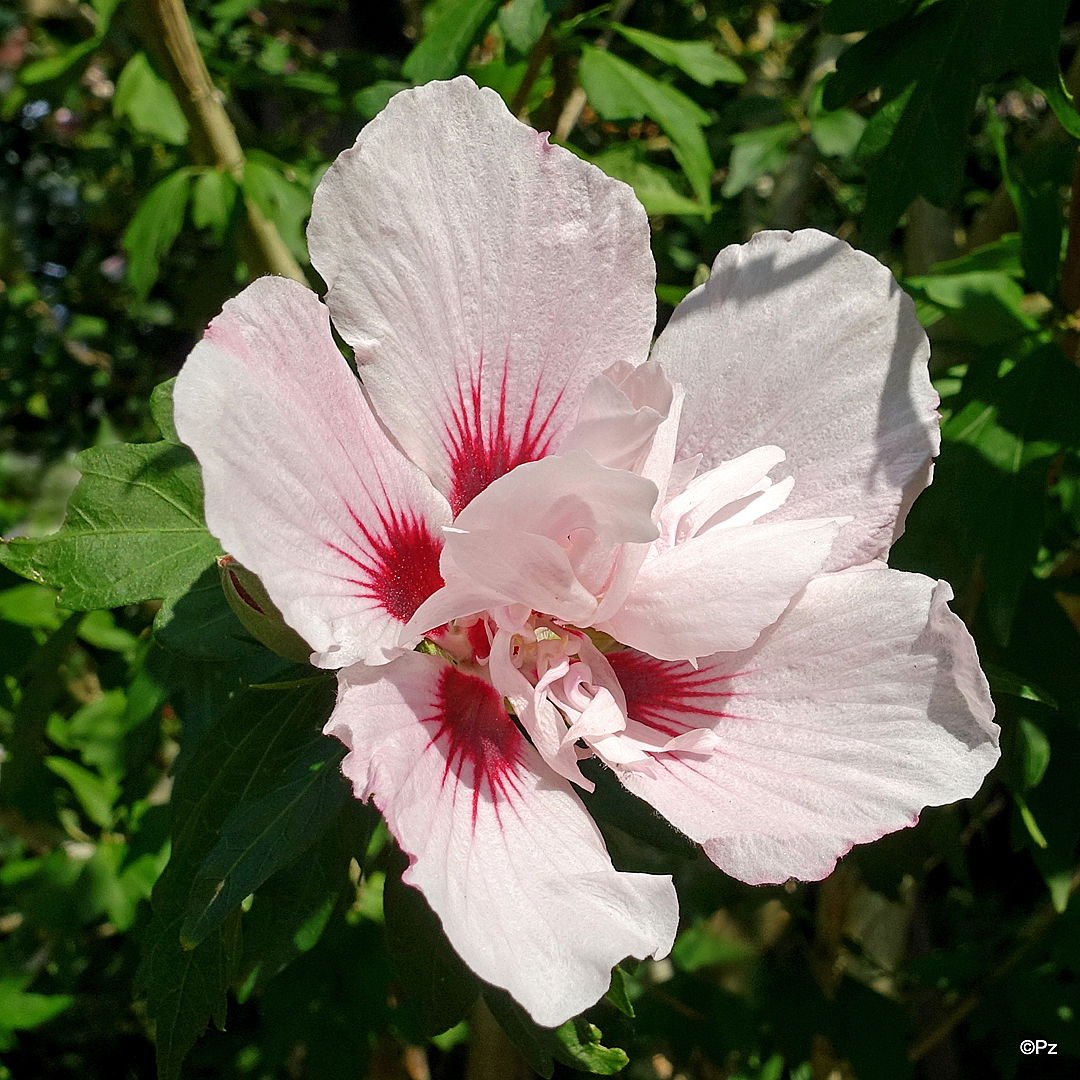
<box><xmin>851</xmin><ymin>81</ymin><xmax>913</xmax><ymax>165</ymax></box>
<box><xmin>157</xmin><ymin>676</ymin><xmax>339</xmax><ymax>930</ymax></box>
<box><xmin>0</xmin><ymin>975</ymin><xmax>73</xmax><ymax>1032</ymax></box>
<box><xmin>0</xmin><ymin>582</ymin><xmax>62</xmax><ymax>629</ymax></box>
<box><xmin>19</xmin><ymin>37</ymin><xmax>100</xmax><ymax>86</ymax></box>
<box><xmin>930</xmin><ymin>233</ymin><xmax>1023</xmax><ymax>277</ymax></box>
<box><xmin>154</xmin><ymin>564</ymin><xmax>256</xmax><ymax>662</ymax></box>
<box><xmin>722</xmin><ymin>122</ymin><xmax>800</xmax><ymax>197</ymax></box>
<box><xmin>0</xmin><ymin>614</ymin><xmax>82</xmax><ymax>820</ymax></box>
<box><xmin>590</xmin><ymin>144</ymin><xmax>706</xmax><ymax>216</ymax></box>
<box><xmin>941</xmin><ymin>346</ymin><xmax>1080</xmax><ymax>642</ymax></box>
<box><xmin>672</xmin><ymin>918</ymin><xmax>758</xmax><ymax>972</ymax></box>
<box><xmin>150</xmin><ymin>378</ymin><xmax>180</xmax><ymax>443</ymax></box>
<box><xmin>139</xmin><ymin>678</ymin><xmax>336</xmax><ymax>1076</ymax></box>
<box><xmin>242</xmin><ymin>158</ymin><xmax>311</xmax><ymax>263</ymax></box>
<box><xmin>985</xmin><ymin>110</ymin><xmax>1067</xmax><ymax>296</ymax></box>
<box><xmin>114</xmin><ymin>53</ymin><xmax>190</xmax><ymax>145</ymax></box>
<box><xmin>402</xmin><ymin>0</ymin><xmax>501</xmax><ymax>83</ymax></box>
<box><xmin>604</xmin><ymin>965</ymin><xmax>634</xmax><ymax>1018</ymax></box>
<box><xmin>136</xmin><ymin>909</ymin><xmax>241</xmax><ymax>1080</ymax></box>
<box><xmin>809</xmin><ymin>108</ymin><xmax>866</xmax><ymax>158</ymax></box>
<box><xmin>190</xmin><ymin>170</ymin><xmax>238</xmax><ymax>244</ymax></box>
<box><xmin>237</xmin><ymin>805</ymin><xmax>373</xmax><ymax>998</ymax></box>
<box><xmin>44</xmin><ymin>756</ymin><xmax>119</xmax><ymax>828</ymax></box>
<box><xmin>78</xmin><ymin>609</ymin><xmax>140</xmax><ymax>655</ymax></box>
<box><xmin>613</xmin><ymin>25</ymin><xmax>745</xmax><ymax>86</ymax></box>
<box><xmin>1017</xmin><ymin>716</ymin><xmax>1051</xmax><ymax>789</ymax></box>
<box><xmin>578</xmin><ymin>46</ymin><xmax>714</xmax><ymax>208</ymax></box>
<box><xmin>553</xmin><ymin>1018</ymin><xmax>629</xmax><ymax>1075</ymax></box>
<box><xmin>499</xmin><ymin>0</ymin><xmax>549</xmax><ymax>55</ymax></box>
<box><xmin>482</xmin><ymin>988</ymin><xmax>628</xmax><ymax>1077</ymax></box>
<box><xmin>825</xmin><ymin>0</ymin><xmax>1080</xmax><ymax>246</ymax></box>
<box><xmin>0</xmin><ymin>440</ymin><xmax>220</xmax><ymax>610</ymax></box>
<box><xmin>180</xmin><ymin>729</ymin><xmax>348</xmax><ymax>947</ymax></box>
<box><xmin>383</xmin><ymin>850</ymin><xmax>480</xmax><ymax>1039</ymax></box>
<box><xmin>354</xmin><ymin>80</ymin><xmax>411</xmax><ymax>120</ymax></box>
<box><xmin>985</xmin><ymin>664</ymin><xmax>1057</xmax><ymax>707</ymax></box>
<box><xmin>903</xmin><ymin>271</ymin><xmax>1038</xmax><ymax>346</ymax></box>
<box><xmin>123</xmin><ymin>169</ymin><xmax>195</xmax><ymax>300</ymax></box>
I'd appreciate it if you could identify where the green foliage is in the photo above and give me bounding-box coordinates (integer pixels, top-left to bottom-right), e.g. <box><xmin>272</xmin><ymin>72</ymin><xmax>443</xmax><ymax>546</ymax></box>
<box><xmin>123</xmin><ymin>169</ymin><xmax>197</xmax><ymax>301</ymax></box>
<box><xmin>0</xmin><ymin>438</ymin><xmax>220</xmax><ymax>611</ymax></box>
<box><xmin>612</xmin><ymin>25</ymin><xmax>745</xmax><ymax>87</ymax></box>
<box><xmin>824</xmin><ymin>0</ymin><xmax>1080</xmax><ymax>247</ymax></box>
<box><xmin>402</xmin><ymin>0</ymin><xmax>502</xmax><ymax>83</ymax></box>
<box><xmin>578</xmin><ymin>45</ymin><xmax>714</xmax><ymax>209</ymax></box>
<box><xmin>3</xmin><ymin>0</ymin><xmax>1080</xmax><ymax>1077</ymax></box>
<box><xmin>114</xmin><ymin>53</ymin><xmax>190</xmax><ymax>146</ymax></box>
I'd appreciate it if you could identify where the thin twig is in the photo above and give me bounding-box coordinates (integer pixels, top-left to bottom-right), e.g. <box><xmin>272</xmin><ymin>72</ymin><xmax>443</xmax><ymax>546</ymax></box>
<box><xmin>133</xmin><ymin>0</ymin><xmax>306</xmax><ymax>283</ymax></box>
<box><xmin>510</xmin><ymin>21</ymin><xmax>554</xmax><ymax>118</ymax></box>
<box><xmin>554</xmin><ymin>0</ymin><xmax>637</xmax><ymax>142</ymax></box>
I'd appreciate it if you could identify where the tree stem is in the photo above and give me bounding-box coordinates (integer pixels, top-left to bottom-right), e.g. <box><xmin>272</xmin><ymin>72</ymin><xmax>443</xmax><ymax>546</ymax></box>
<box><xmin>134</xmin><ymin>0</ymin><xmax>307</xmax><ymax>284</ymax></box>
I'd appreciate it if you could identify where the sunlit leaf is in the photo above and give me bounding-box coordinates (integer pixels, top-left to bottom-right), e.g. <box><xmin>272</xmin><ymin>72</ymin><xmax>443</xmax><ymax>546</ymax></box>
<box><xmin>590</xmin><ymin>145</ymin><xmax>706</xmax><ymax>216</ymax></box>
<box><xmin>114</xmin><ymin>53</ymin><xmax>189</xmax><ymax>146</ymax></box>
<box><xmin>122</xmin><ymin>169</ymin><xmax>195</xmax><ymax>300</ymax></box>
<box><xmin>579</xmin><ymin>46</ymin><xmax>714</xmax><ymax>208</ymax></box>
<box><xmin>190</xmin><ymin>169</ymin><xmax>238</xmax><ymax>244</ymax></box>
<box><xmin>0</xmin><ymin>440</ymin><xmax>220</xmax><ymax>611</ymax></box>
<box><xmin>722</xmin><ymin>122</ymin><xmax>799</xmax><ymax>197</ymax></box>
<box><xmin>613</xmin><ymin>25</ymin><xmax>745</xmax><ymax>86</ymax></box>
<box><xmin>402</xmin><ymin>0</ymin><xmax>501</xmax><ymax>83</ymax></box>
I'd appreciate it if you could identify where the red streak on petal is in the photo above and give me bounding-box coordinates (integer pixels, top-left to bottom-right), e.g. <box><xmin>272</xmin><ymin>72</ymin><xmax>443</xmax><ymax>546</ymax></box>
<box><xmin>445</xmin><ymin>359</ymin><xmax>562</xmax><ymax>515</ymax></box>
<box><xmin>327</xmin><ymin>506</ymin><xmax>444</xmax><ymax>623</ymax></box>
<box><xmin>609</xmin><ymin>650</ymin><xmax>736</xmax><ymax>737</ymax></box>
<box><xmin>228</xmin><ymin>569</ymin><xmax>265</xmax><ymax>614</ymax></box>
<box><xmin>425</xmin><ymin>666</ymin><xmax>524</xmax><ymax>826</ymax></box>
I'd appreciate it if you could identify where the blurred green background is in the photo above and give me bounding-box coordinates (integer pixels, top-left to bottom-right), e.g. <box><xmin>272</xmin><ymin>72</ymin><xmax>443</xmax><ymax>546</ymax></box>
<box><xmin>2</xmin><ymin>1</ymin><xmax>1080</xmax><ymax>1077</ymax></box>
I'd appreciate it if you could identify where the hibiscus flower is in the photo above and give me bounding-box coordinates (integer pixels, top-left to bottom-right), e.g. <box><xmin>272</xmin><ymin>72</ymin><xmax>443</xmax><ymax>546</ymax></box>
<box><xmin>172</xmin><ymin>77</ymin><xmax>999</xmax><ymax>1027</ymax></box>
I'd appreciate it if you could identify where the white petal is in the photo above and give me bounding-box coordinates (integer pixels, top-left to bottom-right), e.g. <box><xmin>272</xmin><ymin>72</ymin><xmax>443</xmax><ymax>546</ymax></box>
<box><xmin>559</xmin><ymin>361</ymin><xmax>674</xmax><ymax>474</ymax></box>
<box><xmin>328</xmin><ymin>652</ymin><xmax>678</xmax><ymax>1026</ymax></box>
<box><xmin>658</xmin><ymin>445</ymin><xmax>786</xmax><ymax>549</ymax></box>
<box><xmin>173</xmin><ymin>277</ymin><xmax>451</xmax><ymax>668</ymax></box>
<box><xmin>650</xmin><ymin>229</ymin><xmax>938</xmax><ymax>570</ymax></box>
<box><xmin>600</xmin><ymin>517</ymin><xmax>841</xmax><ymax>660</ymax></box>
<box><xmin>442</xmin><ymin>450</ymin><xmax>660</xmax><ymax>619</ymax></box>
<box><xmin>308</xmin><ymin>77</ymin><xmax>656</xmax><ymax>514</ymax></box>
<box><xmin>608</xmin><ymin>568</ymin><xmax>999</xmax><ymax>884</ymax></box>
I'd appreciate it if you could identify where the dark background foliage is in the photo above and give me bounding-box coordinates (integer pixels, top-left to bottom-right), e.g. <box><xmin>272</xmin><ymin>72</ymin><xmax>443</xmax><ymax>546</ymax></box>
<box><xmin>2</xmin><ymin>1</ymin><xmax>1080</xmax><ymax>1078</ymax></box>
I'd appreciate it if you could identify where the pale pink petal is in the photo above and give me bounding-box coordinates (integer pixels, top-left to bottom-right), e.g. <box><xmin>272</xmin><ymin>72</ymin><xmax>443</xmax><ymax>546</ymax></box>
<box><xmin>173</xmin><ymin>278</ymin><xmax>451</xmax><ymax>668</ymax></box>
<box><xmin>438</xmin><ymin>450</ymin><xmax>660</xmax><ymax>621</ymax></box>
<box><xmin>487</xmin><ymin>630</ymin><xmax>593</xmax><ymax>789</ymax></box>
<box><xmin>649</xmin><ymin>229</ymin><xmax>938</xmax><ymax>571</ymax></box>
<box><xmin>559</xmin><ymin>361</ymin><xmax>674</xmax><ymax>474</ymax></box>
<box><xmin>599</xmin><ymin>517</ymin><xmax>841</xmax><ymax>661</ymax></box>
<box><xmin>308</xmin><ymin>77</ymin><xmax>656</xmax><ymax>514</ymax></box>
<box><xmin>609</xmin><ymin>568</ymin><xmax>999</xmax><ymax>884</ymax></box>
<box><xmin>328</xmin><ymin>651</ymin><xmax>678</xmax><ymax>1026</ymax></box>
<box><xmin>657</xmin><ymin>445</ymin><xmax>786</xmax><ymax>550</ymax></box>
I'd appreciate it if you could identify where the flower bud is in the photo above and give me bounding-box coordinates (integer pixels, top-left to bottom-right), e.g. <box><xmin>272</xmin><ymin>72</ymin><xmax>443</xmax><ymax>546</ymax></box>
<box><xmin>217</xmin><ymin>555</ymin><xmax>312</xmax><ymax>664</ymax></box>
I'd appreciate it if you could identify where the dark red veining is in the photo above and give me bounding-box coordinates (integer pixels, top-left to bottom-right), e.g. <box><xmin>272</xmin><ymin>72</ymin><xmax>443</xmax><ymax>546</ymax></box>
<box><xmin>445</xmin><ymin>359</ymin><xmax>562</xmax><ymax>515</ymax></box>
<box><xmin>609</xmin><ymin>650</ymin><xmax>735</xmax><ymax>737</ymax></box>
<box><xmin>227</xmin><ymin>569</ymin><xmax>266</xmax><ymax>614</ymax></box>
<box><xmin>327</xmin><ymin>505</ymin><xmax>444</xmax><ymax>623</ymax></box>
<box><xmin>425</xmin><ymin>666</ymin><xmax>524</xmax><ymax>824</ymax></box>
